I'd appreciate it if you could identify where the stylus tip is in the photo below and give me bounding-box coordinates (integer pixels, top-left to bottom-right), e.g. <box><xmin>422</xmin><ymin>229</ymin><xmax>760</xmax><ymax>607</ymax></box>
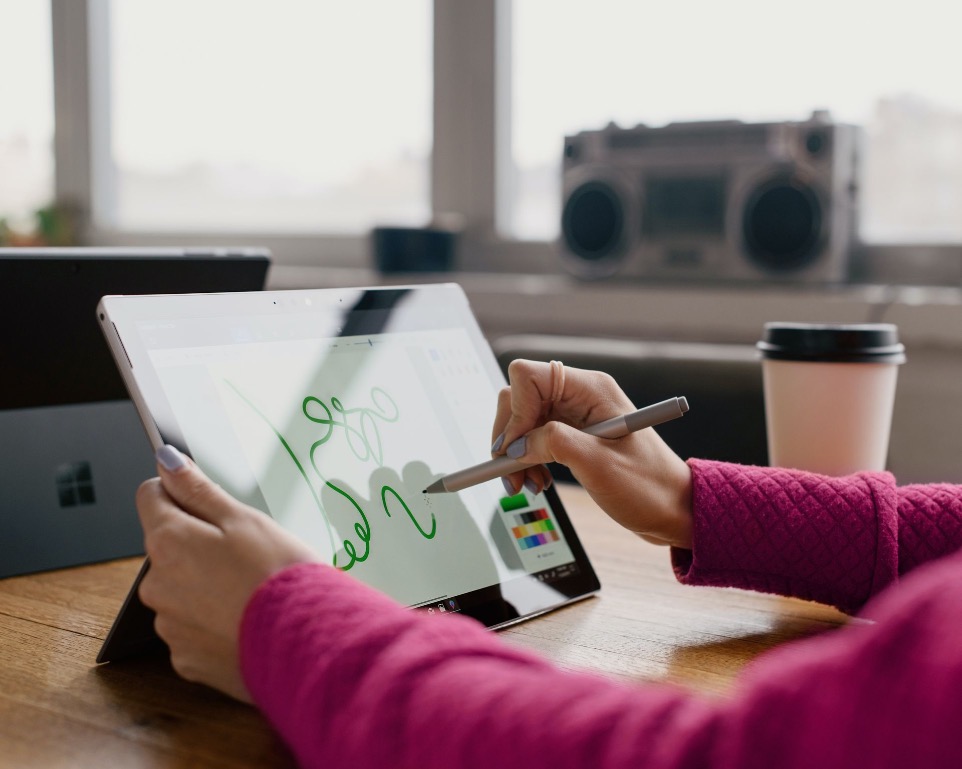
<box><xmin>423</xmin><ymin>479</ymin><xmax>446</xmax><ymax>494</ymax></box>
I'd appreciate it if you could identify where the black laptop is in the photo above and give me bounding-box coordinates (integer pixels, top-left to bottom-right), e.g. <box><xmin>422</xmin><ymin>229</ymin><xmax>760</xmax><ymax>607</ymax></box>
<box><xmin>0</xmin><ymin>247</ymin><xmax>270</xmax><ymax>578</ymax></box>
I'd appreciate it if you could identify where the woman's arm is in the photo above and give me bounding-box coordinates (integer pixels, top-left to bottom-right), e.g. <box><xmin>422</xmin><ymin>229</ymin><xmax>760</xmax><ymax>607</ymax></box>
<box><xmin>897</xmin><ymin>483</ymin><xmax>962</xmax><ymax>575</ymax></box>
<box><xmin>672</xmin><ymin>460</ymin><xmax>962</xmax><ymax>614</ymax></box>
<box><xmin>136</xmin><ymin>444</ymin><xmax>962</xmax><ymax>768</ymax></box>
<box><xmin>488</xmin><ymin>361</ymin><xmax>962</xmax><ymax>611</ymax></box>
<box><xmin>241</xmin><ymin>551</ymin><xmax>962</xmax><ymax>769</ymax></box>
<box><xmin>671</xmin><ymin>459</ymin><xmax>898</xmax><ymax>613</ymax></box>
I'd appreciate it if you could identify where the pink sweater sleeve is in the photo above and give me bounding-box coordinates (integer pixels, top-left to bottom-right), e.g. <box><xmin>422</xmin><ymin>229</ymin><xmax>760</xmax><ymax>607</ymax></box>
<box><xmin>897</xmin><ymin>483</ymin><xmax>962</xmax><ymax>575</ymax></box>
<box><xmin>671</xmin><ymin>459</ymin><xmax>962</xmax><ymax>613</ymax></box>
<box><xmin>241</xmin><ymin>554</ymin><xmax>962</xmax><ymax>769</ymax></box>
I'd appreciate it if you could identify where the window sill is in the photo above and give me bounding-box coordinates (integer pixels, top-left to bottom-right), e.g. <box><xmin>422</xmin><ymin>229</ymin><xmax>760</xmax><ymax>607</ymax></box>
<box><xmin>267</xmin><ymin>264</ymin><xmax>962</xmax><ymax>349</ymax></box>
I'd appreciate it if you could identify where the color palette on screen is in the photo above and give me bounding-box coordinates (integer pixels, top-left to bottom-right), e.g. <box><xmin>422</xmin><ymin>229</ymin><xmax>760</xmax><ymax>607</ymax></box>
<box><xmin>499</xmin><ymin>493</ymin><xmax>528</xmax><ymax>513</ymax></box>
<box><xmin>511</xmin><ymin>508</ymin><xmax>559</xmax><ymax>550</ymax></box>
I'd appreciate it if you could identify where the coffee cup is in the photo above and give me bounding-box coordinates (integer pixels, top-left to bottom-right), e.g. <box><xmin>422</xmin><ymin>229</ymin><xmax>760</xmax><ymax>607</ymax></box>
<box><xmin>757</xmin><ymin>323</ymin><xmax>906</xmax><ymax>476</ymax></box>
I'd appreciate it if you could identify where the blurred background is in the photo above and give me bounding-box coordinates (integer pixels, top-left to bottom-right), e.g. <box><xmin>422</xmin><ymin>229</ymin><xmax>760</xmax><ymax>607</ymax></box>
<box><xmin>3</xmin><ymin>0</ymin><xmax>962</xmax><ymax>480</ymax></box>
<box><xmin>5</xmin><ymin>1</ymin><xmax>962</xmax><ymax>249</ymax></box>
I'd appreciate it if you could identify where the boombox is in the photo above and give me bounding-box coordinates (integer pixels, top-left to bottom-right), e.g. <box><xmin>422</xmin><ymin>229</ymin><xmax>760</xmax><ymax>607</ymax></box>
<box><xmin>559</xmin><ymin>113</ymin><xmax>861</xmax><ymax>283</ymax></box>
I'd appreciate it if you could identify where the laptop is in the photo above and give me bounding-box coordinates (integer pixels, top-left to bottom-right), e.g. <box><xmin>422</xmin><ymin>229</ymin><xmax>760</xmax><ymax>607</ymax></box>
<box><xmin>96</xmin><ymin>284</ymin><xmax>600</xmax><ymax>662</ymax></box>
<box><xmin>0</xmin><ymin>247</ymin><xmax>270</xmax><ymax>579</ymax></box>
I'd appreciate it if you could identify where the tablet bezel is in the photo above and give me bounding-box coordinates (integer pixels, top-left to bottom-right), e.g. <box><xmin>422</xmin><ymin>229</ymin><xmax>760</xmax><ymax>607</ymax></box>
<box><xmin>95</xmin><ymin>284</ymin><xmax>600</xmax><ymax>663</ymax></box>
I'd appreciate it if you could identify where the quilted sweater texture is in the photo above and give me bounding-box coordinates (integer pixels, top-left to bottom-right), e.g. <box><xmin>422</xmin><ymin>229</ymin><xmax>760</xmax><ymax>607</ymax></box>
<box><xmin>240</xmin><ymin>459</ymin><xmax>962</xmax><ymax>769</ymax></box>
<box><xmin>673</xmin><ymin>459</ymin><xmax>962</xmax><ymax>613</ymax></box>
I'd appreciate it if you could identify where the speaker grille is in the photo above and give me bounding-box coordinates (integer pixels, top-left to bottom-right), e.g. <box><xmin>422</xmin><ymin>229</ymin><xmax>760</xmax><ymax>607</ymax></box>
<box><xmin>742</xmin><ymin>178</ymin><xmax>823</xmax><ymax>271</ymax></box>
<box><xmin>561</xmin><ymin>181</ymin><xmax>625</xmax><ymax>263</ymax></box>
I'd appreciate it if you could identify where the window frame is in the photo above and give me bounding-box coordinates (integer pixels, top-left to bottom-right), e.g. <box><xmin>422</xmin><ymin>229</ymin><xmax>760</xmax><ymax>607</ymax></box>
<box><xmin>50</xmin><ymin>0</ymin><xmax>552</xmax><ymax>272</ymax></box>
<box><xmin>48</xmin><ymin>1</ymin><xmax>962</xmax><ymax>282</ymax></box>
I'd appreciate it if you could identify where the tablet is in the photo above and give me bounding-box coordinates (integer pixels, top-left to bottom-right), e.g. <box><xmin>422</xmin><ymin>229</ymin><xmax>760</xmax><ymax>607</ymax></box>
<box><xmin>0</xmin><ymin>247</ymin><xmax>269</xmax><ymax>579</ymax></box>
<box><xmin>96</xmin><ymin>284</ymin><xmax>600</xmax><ymax>662</ymax></box>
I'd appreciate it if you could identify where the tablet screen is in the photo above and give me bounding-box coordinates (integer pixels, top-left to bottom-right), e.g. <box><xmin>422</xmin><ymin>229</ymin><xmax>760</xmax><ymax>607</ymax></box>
<box><xmin>100</xmin><ymin>284</ymin><xmax>598</xmax><ymax>634</ymax></box>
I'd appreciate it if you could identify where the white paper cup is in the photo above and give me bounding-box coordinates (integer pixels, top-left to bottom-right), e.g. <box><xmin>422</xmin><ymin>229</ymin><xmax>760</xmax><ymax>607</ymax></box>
<box><xmin>757</xmin><ymin>323</ymin><xmax>906</xmax><ymax>476</ymax></box>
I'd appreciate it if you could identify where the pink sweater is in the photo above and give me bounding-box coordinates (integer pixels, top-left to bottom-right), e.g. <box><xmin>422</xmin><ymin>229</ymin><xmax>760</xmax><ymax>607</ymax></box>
<box><xmin>240</xmin><ymin>460</ymin><xmax>962</xmax><ymax>768</ymax></box>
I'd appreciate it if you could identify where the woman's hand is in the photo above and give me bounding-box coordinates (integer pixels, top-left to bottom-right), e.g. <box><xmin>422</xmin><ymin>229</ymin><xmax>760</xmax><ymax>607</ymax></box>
<box><xmin>491</xmin><ymin>360</ymin><xmax>693</xmax><ymax>549</ymax></box>
<box><xmin>136</xmin><ymin>445</ymin><xmax>319</xmax><ymax>702</ymax></box>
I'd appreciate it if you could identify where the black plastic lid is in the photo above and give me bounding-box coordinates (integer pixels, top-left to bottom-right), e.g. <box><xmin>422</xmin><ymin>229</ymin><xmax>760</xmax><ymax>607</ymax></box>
<box><xmin>757</xmin><ymin>322</ymin><xmax>906</xmax><ymax>364</ymax></box>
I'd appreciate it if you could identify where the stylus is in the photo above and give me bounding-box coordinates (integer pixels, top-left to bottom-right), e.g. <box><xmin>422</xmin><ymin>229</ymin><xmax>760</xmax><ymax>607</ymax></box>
<box><xmin>423</xmin><ymin>396</ymin><xmax>689</xmax><ymax>494</ymax></box>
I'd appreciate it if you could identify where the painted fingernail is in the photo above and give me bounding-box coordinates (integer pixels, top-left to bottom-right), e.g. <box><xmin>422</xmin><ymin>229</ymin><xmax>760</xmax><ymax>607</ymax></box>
<box><xmin>506</xmin><ymin>436</ymin><xmax>527</xmax><ymax>460</ymax></box>
<box><xmin>156</xmin><ymin>444</ymin><xmax>188</xmax><ymax>472</ymax></box>
<box><xmin>491</xmin><ymin>433</ymin><xmax>505</xmax><ymax>453</ymax></box>
<box><xmin>502</xmin><ymin>477</ymin><xmax>515</xmax><ymax>496</ymax></box>
<box><xmin>523</xmin><ymin>478</ymin><xmax>538</xmax><ymax>495</ymax></box>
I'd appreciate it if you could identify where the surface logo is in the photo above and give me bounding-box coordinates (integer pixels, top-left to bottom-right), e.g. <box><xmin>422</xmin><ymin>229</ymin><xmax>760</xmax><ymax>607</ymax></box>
<box><xmin>55</xmin><ymin>462</ymin><xmax>96</xmax><ymax>507</ymax></box>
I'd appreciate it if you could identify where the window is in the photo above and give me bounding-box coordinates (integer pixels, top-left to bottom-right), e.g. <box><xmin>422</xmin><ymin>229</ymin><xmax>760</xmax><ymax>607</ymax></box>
<box><xmin>0</xmin><ymin>0</ymin><xmax>54</xmax><ymax>232</ymax></box>
<box><xmin>103</xmin><ymin>1</ymin><xmax>432</xmax><ymax>233</ymax></box>
<box><xmin>23</xmin><ymin>1</ymin><xmax>962</xmax><ymax>272</ymax></box>
<box><xmin>507</xmin><ymin>0</ymin><xmax>962</xmax><ymax>244</ymax></box>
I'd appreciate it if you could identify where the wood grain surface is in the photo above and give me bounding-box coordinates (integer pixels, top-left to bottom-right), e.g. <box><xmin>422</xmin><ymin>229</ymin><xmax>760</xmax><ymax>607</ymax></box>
<box><xmin>0</xmin><ymin>485</ymin><xmax>847</xmax><ymax>767</ymax></box>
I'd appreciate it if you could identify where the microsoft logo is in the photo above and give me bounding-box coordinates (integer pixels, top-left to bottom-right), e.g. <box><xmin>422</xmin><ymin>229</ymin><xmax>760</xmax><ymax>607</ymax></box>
<box><xmin>55</xmin><ymin>462</ymin><xmax>96</xmax><ymax>508</ymax></box>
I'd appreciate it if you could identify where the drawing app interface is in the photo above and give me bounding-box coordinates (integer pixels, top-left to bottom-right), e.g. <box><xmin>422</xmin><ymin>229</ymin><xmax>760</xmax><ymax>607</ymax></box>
<box><xmin>139</xmin><ymin>315</ymin><xmax>577</xmax><ymax>609</ymax></box>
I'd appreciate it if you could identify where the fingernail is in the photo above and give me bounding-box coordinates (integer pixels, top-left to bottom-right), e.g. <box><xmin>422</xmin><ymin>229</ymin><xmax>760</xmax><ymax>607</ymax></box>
<box><xmin>491</xmin><ymin>433</ymin><xmax>505</xmax><ymax>453</ymax></box>
<box><xmin>156</xmin><ymin>445</ymin><xmax>188</xmax><ymax>472</ymax></box>
<box><xmin>506</xmin><ymin>436</ymin><xmax>527</xmax><ymax>460</ymax></box>
<box><xmin>502</xmin><ymin>477</ymin><xmax>515</xmax><ymax>496</ymax></box>
<box><xmin>523</xmin><ymin>478</ymin><xmax>538</xmax><ymax>495</ymax></box>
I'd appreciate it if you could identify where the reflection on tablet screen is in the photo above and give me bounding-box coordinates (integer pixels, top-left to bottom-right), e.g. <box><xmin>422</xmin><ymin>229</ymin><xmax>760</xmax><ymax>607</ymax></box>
<box><xmin>99</xmin><ymin>285</ymin><xmax>598</xmax><ymax>647</ymax></box>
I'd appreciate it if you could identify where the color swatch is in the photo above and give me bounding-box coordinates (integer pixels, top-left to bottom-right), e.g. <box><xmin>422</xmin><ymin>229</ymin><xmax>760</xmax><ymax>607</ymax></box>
<box><xmin>499</xmin><ymin>493</ymin><xmax>529</xmax><ymax>513</ymax></box>
<box><xmin>510</xmin><ymin>508</ymin><xmax>559</xmax><ymax>550</ymax></box>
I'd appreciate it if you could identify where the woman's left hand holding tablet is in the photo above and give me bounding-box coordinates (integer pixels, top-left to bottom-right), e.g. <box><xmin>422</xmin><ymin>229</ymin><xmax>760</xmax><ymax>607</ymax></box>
<box><xmin>135</xmin><ymin>445</ymin><xmax>318</xmax><ymax>702</ymax></box>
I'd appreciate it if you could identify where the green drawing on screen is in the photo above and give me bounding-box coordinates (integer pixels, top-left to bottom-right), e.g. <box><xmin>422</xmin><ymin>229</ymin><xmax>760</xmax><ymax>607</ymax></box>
<box><xmin>224</xmin><ymin>380</ymin><xmax>436</xmax><ymax>571</ymax></box>
<box><xmin>303</xmin><ymin>388</ymin><xmax>399</xmax><ymax>465</ymax></box>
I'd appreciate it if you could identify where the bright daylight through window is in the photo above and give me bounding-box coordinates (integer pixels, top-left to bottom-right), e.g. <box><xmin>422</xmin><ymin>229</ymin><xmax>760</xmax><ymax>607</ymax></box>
<box><xmin>508</xmin><ymin>0</ymin><xmax>962</xmax><ymax>244</ymax></box>
<box><xmin>0</xmin><ymin>0</ymin><xmax>54</xmax><ymax>235</ymax></box>
<box><xmin>105</xmin><ymin>0</ymin><xmax>432</xmax><ymax>233</ymax></box>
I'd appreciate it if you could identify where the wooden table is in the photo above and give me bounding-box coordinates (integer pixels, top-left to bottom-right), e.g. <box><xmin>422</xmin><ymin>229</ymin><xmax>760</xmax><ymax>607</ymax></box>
<box><xmin>0</xmin><ymin>485</ymin><xmax>848</xmax><ymax>767</ymax></box>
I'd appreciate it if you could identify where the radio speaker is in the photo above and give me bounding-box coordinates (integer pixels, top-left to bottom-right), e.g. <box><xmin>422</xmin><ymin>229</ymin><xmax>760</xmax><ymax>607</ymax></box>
<box><xmin>560</xmin><ymin>113</ymin><xmax>860</xmax><ymax>284</ymax></box>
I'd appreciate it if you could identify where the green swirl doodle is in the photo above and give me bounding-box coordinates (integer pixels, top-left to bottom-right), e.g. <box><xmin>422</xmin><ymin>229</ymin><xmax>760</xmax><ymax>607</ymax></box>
<box><xmin>382</xmin><ymin>484</ymin><xmax>436</xmax><ymax>540</ymax></box>
<box><xmin>224</xmin><ymin>379</ymin><xmax>435</xmax><ymax>572</ymax></box>
<box><xmin>303</xmin><ymin>387</ymin><xmax>399</xmax><ymax>466</ymax></box>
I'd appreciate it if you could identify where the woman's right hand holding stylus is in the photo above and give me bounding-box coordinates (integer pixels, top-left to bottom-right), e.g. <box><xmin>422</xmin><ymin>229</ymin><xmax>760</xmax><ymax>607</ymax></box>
<box><xmin>490</xmin><ymin>359</ymin><xmax>694</xmax><ymax>549</ymax></box>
